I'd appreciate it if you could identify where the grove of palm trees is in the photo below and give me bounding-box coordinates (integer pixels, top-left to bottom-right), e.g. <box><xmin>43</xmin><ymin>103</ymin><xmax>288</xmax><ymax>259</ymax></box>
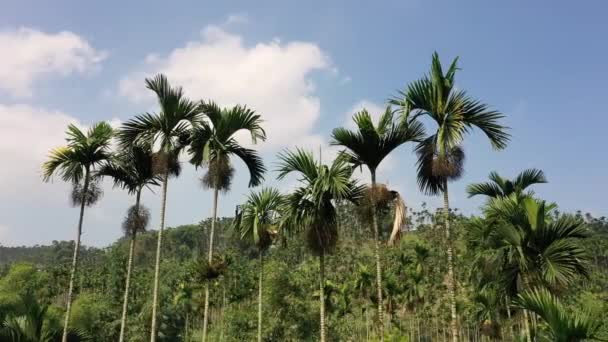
<box><xmin>1</xmin><ymin>53</ymin><xmax>606</xmax><ymax>342</ymax></box>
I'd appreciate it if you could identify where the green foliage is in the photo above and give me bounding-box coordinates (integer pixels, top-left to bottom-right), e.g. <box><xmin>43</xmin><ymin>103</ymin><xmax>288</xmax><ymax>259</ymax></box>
<box><xmin>515</xmin><ymin>288</ymin><xmax>606</xmax><ymax>341</ymax></box>
<box><xmin>70</xmin><ymin>293</ymin><xmax>117</xmax><ymax>341</ymax></box>
<box><xmin>189</xmin><ymin>100</ymin><xmax>267</xmax><ymax>189</ymax></box>
<box><xmin>0</xmin><ymin>208</ymin><xmax>606</xmax><ymax>341</ymax></box>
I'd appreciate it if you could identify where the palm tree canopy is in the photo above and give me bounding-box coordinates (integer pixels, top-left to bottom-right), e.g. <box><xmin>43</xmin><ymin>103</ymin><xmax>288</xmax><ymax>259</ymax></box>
<box><xmin>485</xmin><ymin>196</ymin><xmax>590</xmax><ymax>287</ymax></box>
<box><xmin>514</xmin><ymin>288</ymin><xmax>605</xmax><ymax>341</ymax></box>
<box><xmin>42</xmin><ymin>122</ymin><xmax>114</xmax><ymax>183</ymax></box>
<box><xmin>277</xmin><ymin>149</ymin><xmax>363</xmax><ymax>254</ymax></box>
<box><xmin>118</xmin><ymin>74</ymin><xmax>201</xmax><ymax>154</ymax></box>
<box><xmin>331</xmin><ymin>106</ymin><xmax>425</xmax><ymax>172</ymax></box>
<box><xmin>390</xmin><ymin>52</ymin><xmax>510</xmax><ymax>195</ymax></box>
<box><xmin>98</xmin><ymin>145</ymin><xmax>161</xmax><ymax>195</ymax></box>
<box><xmin>234</xmin><ymin>187</ymin><xmax>284</xmax><ymax>250</ymax></box>
<box><xmin>189</xmin><ymin>101</ymin><xmax>267</xmax><ymax>188</ymax></box>
<box><xmin>467</xmin><ymin>168</ymin><xmax>547</xmax><ymax>199</ymax></box>
<box><xmin>391</xmin><ymin>52</ymin><xmax>510</xmax><ymax>153</ymax></box>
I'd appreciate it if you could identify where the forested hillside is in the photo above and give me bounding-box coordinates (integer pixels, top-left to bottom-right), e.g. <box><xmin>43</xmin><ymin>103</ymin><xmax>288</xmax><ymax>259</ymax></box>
<box><xmin>1</xmin><ymin>206</ymin><xmax>606</xmax><ymax>341</ymax></box>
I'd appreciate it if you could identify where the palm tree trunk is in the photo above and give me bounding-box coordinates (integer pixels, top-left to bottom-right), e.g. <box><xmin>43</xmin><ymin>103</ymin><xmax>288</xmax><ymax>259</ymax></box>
<box><xmin>61</xmin><ymin>166</ymin><xmax>90</xmax><ymax>342</ymax></box>
<box><xmin>257</xmin><ymin>249</ymin><xmax>263</xmax><ymax>342</ymax></box>
<box><xmin>443</xmin><ymin>181</ymin><xmax>458</xmax><ymax>342</ymax></box>
<box><xmin>150</xmin><ymin>171</ymin><xmax>169</xmax><ymax>342</ymax></box>
<box><xmin>505</xmin><ymin>295</ymin><xmax>513</xmax><ymax>339</ymax></box>
<box><xmin>520</xmin><ymin>274</ymin><xmax>532</xmax><ymax>342</ymax></box>
<box><xmin>319</xmin><ymin>249</ymin><xmax>326</xmax><ymax>342</ymax></box>
<box><xmin>119</xmin><ymin>190</ymin><xmax>141</xmax><ymax>342</ymax></box>
<box><xmin>370</xmin><ymin>171</ymin><xmax>385</xmax><ymax>341</ymax></box>
<box><xmin>202</xmin><ymin>187</ymin><xmax>219</xmax><ymax>342</ymax></box>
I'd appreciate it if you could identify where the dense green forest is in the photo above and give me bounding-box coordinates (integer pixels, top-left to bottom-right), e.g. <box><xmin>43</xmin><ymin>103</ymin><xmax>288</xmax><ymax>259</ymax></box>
<box><xmin>1</xmin><ymin>52</ymin><xmax>607</xmax><ymax>341</ymax></box>
<box><xmin>1</xmin><ymin>208</ymin><xmax>607</xmax><ymax>341</ymax></box>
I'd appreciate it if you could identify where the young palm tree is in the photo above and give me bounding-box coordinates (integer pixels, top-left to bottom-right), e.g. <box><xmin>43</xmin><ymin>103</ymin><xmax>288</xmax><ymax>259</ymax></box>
<box><xmin>118</xmin><ymin>74</ymin><xmax>201</xmax><ymax>342</ymax></box>
<box><xmin>485</xmin><ymin>196</ymin><xmax>590</xmax><ymax>340</ymax></box>
<box><xmin>514</xmin><ymin>288</ymin><xmax>605</xmax><ymax>341</ymax></box>
<box><xmin>331</xmin><ymin>107</ymin><xmax>424</xmax><ymax>338</ymax></box>
<box><xmin>42</xmin><ymin>122</ymin><xmax>113</xmax><ymax>342</ymax></box>
<box><xmin>277</xmin><ymin>149</ymin><xmax>362</xmax><ymax>342</ymax></box>
<box><xmin>390</xmin><ymin>52</ymin><xmax>510</xmax><ymax>341</ymax></box>
<box><xmin>188</xmin><ymin>101</ymin><xmax>266</xmax><ymax>342</ymax></box>
<box><xmin>0</xmin><ymin>294</ymin><xmax>89</xmax><ymax>341</ymax></box>
<box><xmin>467</xmin><ymin>168</ymin><xmax>547</xmax><ymax>200</ymax></box>
<box><xmin>98</xmin><ymin>145</ymin><xmax>160</xmax><ymax>342</ymax></box>
<box><xmin>233</xmin><ymin>188</ymin><xmax>283</xmax><ymax>342</ymax></box>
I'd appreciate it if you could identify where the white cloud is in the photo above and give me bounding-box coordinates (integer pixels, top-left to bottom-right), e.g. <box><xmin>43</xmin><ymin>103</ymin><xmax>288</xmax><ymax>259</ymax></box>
<box><xmin>224</xmin><ymin>14</ymin><xmax>248</xmax><ymax>26</ymax></box>
<box><xmin>119</xmin><ymin>25</ymin><xmax>331</xmax><ymax>150</ymax></box>
<box><xmin>0</xmin><ymin>104</ymin><xmax>120</xmax><ymax>194</ymax></box>
<box><xmin>0</xmin><ymin>27</ymin><xmax>106</xmax><ymax>97</ymax></box>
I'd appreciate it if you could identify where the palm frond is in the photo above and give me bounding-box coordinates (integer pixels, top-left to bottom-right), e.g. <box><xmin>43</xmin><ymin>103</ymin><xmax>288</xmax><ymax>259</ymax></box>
<box><xmin>228</xmin><ymin>142</ymin><xmax>266</xmax><ymax>187</ymax></box>
<box><xmin>276</xmin><ymin>148</ymin><xmax>319</xmax><ymax>182</ymax></box>
<box><xmin>515</xmin><ymin>288</ymin><xmax>605</xmax><ymax>341</ymax></box>
<box><xmin>466</xmin><ymin>181</ymin><xmax>504</xmax><ymax>198</ymax></box>
<box><xmin>331</xmin><ymin>106</ymin><xmax>425</xmax><ymax>172</ymax></box>
<box><xmin>513</xmin><ymin>168</ymin><xmax>547</xmax><ymax>191</ymax></box>
<box><xmin>234</xmin><ymin>187</ymin><xmax>283</xmax><ymax>250</ymax></box>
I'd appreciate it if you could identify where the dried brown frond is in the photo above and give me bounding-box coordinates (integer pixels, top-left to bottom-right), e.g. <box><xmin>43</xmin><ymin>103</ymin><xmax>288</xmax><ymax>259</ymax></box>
<box><xmin>71</xmin><ymin>179</ymin><xmax>103</xmax><ymax>207</ymax></box>
<box><xmin>307</xmin><ymin>221</ymin><xmax>338</xmax><ymax>256</ymax></box>
<box><xmin>122</xmin><ymin>204</ymin><xmax>150</xmax><ymax>236</ymax></box>
<box><xmin>201</xmin><ymin>157</ymin><xmax>234</xmax><ymax>192</ymax></box>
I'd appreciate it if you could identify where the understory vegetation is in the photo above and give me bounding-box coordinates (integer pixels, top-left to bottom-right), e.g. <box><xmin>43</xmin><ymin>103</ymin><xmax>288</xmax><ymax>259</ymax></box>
<box><xmin>0</xmin><ymin>208</ymin><xmax>606</xmax><ymax>341</ymax></box>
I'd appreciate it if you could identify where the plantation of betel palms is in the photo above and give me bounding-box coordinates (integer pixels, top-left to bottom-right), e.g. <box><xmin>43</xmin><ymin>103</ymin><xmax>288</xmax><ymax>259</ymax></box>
<box><xmin>1</xmin><ymin>52</ymin><xmax>607</xmax><ymax>342</ymax></box>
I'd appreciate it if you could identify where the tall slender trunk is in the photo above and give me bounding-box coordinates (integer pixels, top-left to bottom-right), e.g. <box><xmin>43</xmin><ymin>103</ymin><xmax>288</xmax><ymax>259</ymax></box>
<box><xmin>505</xmin><ymin>295</ymin><xmax>513</xmax><ymax>339</ymax></box>
<box><xmin>319</xmin><ymin>250</ymin><xmax>326</xmax><ymax>342</ymax></box>
<box><xmin>202</xmin><ymin>187</ymin><xmax>219</xmax><ymax>342</ymax></box>
<box><xmin>119</xmin><ymin>190</ymin><xmax>141</xmax><ymax>342</ymax></box>
<box><xmin>61</xmin><ymin>166</ymin><xmax>90</xmax><ymax>342</ymax></box>
<box><xmin>220</xmin><ymin>285</ymin><xmax>226</xmax><ymax>341</ymax></box>
<box><xmin>257</xmin><ymin>249</ymin><xmax>263</xmax><ymax>342</ymax></box>
<box><xmin>150</xmin><ymin>171</ymin><xmax>169</xmax><ymax>342</ymax></box>
<box><xmin>443</xmin><ymin>181</ymin><xmax>458</xmax><ymax>342</ymax></box>
<box><xmin>370</xmin><ymin>170</ymin><xmax>385</xmax><ymax>341</ymax></box>
<box><xmin>521</xmin><ymin>274</ymin><xmax>532</xmax><ymax>342</ymax></box>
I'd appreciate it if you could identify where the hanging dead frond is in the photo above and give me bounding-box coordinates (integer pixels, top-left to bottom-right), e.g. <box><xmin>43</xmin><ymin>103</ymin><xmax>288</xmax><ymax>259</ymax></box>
<box><xmin>431</xmin><ymin>145</ymin><xmax>465</xmax><ymax>180</ymax></box>
<box><xmin>357</xmin><ymin>183</ymin><xmax>394</xmax><ymax>224</ymax></box>
<box><xmin>307</xmin><ymin>220</ymin><xmax>338</xmax><ymax>256</ymax></box>
<box><xmin>201</xmin><ymin>157</ymin><xmax>234</xmax><ymax>192</ymax></box>
<box><xmin>388</xmin><ymin>191</ymin><xmax>407</xmax><ymax>246</ymax></box>
<box><xmin>71</xmin><ymin>179</ymin><xmax>103</xmax><ymax>207</ymax></box>
<box><xmin>152</xmin><ymin>151</ymin><xmax>182</xmax><ymax>177</ymax></box>
<box><xmin>122</xmin><ymin>204</ymin><xmax>150</xmax><ymax>236</ymax></box>
<box><xmin>194</xmin><ymin>255</ymin><xmax>228</xmax><ymax>281</ymax></box>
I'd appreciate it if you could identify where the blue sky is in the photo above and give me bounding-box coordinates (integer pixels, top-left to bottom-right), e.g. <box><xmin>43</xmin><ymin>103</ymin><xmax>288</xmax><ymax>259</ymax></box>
<box><xmin>1</xmin><ymin>0</ymin><xmax>606</xmax><ymax>246</ymax></box>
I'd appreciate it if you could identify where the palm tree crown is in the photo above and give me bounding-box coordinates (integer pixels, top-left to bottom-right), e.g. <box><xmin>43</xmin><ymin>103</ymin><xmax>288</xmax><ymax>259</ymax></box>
<box><xmin>234</xmin><ymin>188</ymin><xmax>283</xmax><ymax>250</ymax></box>
<box><xmin>390</xmin><ymin>52</ymin><xmax>510</xmax><ymax>194</ymax></box>
<box><xmin>485</xmin><ymin>196</ymin><xmax>590</xmax><ymax>287</ymax></box>
<box><xmin>331</xmin><ymin>106</ymin><xmax>425</xmax><ymax>173</ymax></box>
<box><xmin>277</xmin><ymin>149</ymin><xmax>362</xmax><ymax>254</ymax></box>
<box><xmin>467</xmin><ymin>168</ymin><xmax>547</xmax><ymax>199</ymax></box>
<box><xmin>42</xmin><ymin>122</ymin><xmax>114</xmax><ymax>183</ymax></box>
<box><xmin>189</xmin><ymin>101</ymin><xmax>267</xmax><ymax>189</ymax></box>
<box><xmin>98</xmin><ymin>145</ymin><xmax>161</xmax><ymax>195</ymax></box>
<box><xmin>118</xmin><ymin>74</ymin><xmax>201</xmax><ymax>161</ymax></box>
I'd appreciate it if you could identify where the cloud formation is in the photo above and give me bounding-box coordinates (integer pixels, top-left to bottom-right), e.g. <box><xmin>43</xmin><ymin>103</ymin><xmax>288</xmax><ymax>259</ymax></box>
<box><xmin>119</xmin><ymin>25</ymin><xmax>332</xmax><ymax>150</ymax></box>
<box><xmin>0</xmin><ymin>27</ymin><xmax>106</xmax><ymax>97</ymax></box>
